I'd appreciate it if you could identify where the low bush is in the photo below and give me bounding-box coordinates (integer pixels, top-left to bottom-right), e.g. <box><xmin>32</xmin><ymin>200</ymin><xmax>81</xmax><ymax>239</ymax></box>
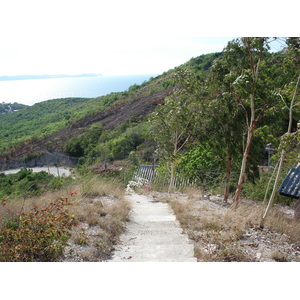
<box><xmin>0</xmin><ymin>195</ymin><xmax>76</xmax><ymax>262</ymax></box>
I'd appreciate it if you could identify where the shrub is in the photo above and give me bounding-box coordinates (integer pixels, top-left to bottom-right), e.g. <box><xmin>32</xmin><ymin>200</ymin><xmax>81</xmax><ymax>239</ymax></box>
<box><xmin>0</xmin><ymin>195</ymin><xmax>76</xmax><ymax>262</ymax></box>
<box><xmin>242</xmin><ymin>171</ymin><xmax>295</xmax><ymax>205</ymax></box>
<box><xmin>0</xmin><ymin>169</ymin><xmax>73</xmax><ymax>199</ymax></box>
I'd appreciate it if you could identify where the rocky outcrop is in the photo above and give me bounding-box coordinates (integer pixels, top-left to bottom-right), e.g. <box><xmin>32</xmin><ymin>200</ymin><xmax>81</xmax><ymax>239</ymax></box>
<box><xmin>0</xmin><ymin>151</ymin><xmax>78</xmax><ymax>171</ymax></box>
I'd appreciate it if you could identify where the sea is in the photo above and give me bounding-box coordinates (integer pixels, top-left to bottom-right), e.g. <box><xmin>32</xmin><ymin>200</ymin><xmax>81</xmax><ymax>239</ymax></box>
<box><xmin>0</xmin><ymin>74</ymin><xmax>157</xmax><ymax>106</ymax></box>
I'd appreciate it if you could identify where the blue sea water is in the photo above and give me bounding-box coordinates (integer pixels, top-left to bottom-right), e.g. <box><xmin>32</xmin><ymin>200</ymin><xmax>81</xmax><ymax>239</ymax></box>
<box><xmin>0</xmin><ymin>74</ymin><xmax>157</xmax><ymax>106</ymax></box>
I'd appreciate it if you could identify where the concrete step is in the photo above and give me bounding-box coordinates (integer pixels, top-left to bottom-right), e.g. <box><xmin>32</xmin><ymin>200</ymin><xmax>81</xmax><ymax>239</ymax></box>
<box><xmin>111</xmin><ymin>256</ymin><xmax>197</xmax><ymax>262</ymax></box>
<box><xmin>124</xmin><ymin>221</ymin><xmax>184</xmax><ymax>233</ymax></box>
<box><xmin>111</xmin><ymin>244</ymin><xmax>196</xmax><ymax>262</ymax></box>
<box><xmin>119</xmin><ymin>233</ymin><xmax>192</xmax><ymax>245</ymax></box>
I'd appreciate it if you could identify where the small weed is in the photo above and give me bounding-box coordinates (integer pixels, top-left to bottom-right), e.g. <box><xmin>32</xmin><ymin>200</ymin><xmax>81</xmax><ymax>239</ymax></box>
<box><xmin>74</xmin><ymin>231</ymin><xmax>89</xmax><ymax>245</ymax></box>
<box><xmin>95</xmin><ymin>240</ymin><xmax>105</xmax><ymax>249</ymax></box>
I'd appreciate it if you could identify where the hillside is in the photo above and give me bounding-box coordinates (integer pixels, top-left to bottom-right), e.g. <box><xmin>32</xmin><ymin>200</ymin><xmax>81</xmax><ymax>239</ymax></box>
<box><xmin>0</xmin><ymin>52</ymin><xmax>218</xmax><ymax>170</ymax></box>
<box><xmin>0</xmin><ymin>89</ymin><xmax>170</xmax><ymax>169</ymax></box>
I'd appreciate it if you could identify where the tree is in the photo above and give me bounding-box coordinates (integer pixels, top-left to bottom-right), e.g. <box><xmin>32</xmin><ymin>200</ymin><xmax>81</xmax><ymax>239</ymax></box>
<box><xmin>205</xmin><ymin>55</ymin><xmax>247</xmax><ymax>202</ymax></box>
<box><xmin>260</xmin><ymin>38</ymin><xmax>300</xmax><ymax>226</ymax></box>
<box><xmin>215</xmin><ymin>38</ymin><xmax>279</xmax><ymax>207</ymax></box>
<box><xmin>150</xmin><ymin>68</ymin><xmax>200</xmax><ymax>192</ymax></box>
<box><xmin>231</xmin><ymin>38</ymin><xmax>270</xmax><ymax>207</ymax></box>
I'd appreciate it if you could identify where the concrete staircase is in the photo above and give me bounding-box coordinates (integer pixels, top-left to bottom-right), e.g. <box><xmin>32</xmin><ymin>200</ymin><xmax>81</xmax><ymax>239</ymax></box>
<box><xmin>110</xmin><ymin>193</ymin><xmax>197</xmax><ymax>262</ymax></box>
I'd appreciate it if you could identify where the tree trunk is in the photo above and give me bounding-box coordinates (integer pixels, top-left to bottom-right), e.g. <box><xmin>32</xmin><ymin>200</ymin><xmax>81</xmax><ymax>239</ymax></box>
<box><xmin>262</xmin><ymin>161</ymin><xmax>279</xmax><ymax>205</ymax></box>
<box><xmin>223</xmin><ymin>151</ymin><xmax>232</xmax><ymax>203</ymax></box>
<box><xmin>260</xmin><ymin>150</ymin><xmax>285</xmax><ymax>227</ymax></box>
<box><xmin>168</xmin><ymin>161</ymin><xmax>175</xmax><ymax>193</ymax></box>
<box><xmin>232</xmin><ymin>120</ymin><xmax>255</xmax><ymax>208</ymax></box>
<box><xmin>168</xmin><ymin>134</ymin><xmax>179</xmax><ymax>193</ymax></box>
<box><xmin>199</xmin><ymin>182</ymin><xmax>205</xmax><ymax>200</ymax></box>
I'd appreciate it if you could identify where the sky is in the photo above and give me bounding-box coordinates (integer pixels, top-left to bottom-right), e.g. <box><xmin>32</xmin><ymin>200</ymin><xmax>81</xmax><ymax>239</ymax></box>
<box><xmin>1</xmin><ymin>0</ymin><xmax>297</xmax><ymax>77</ymax></box>
<box><xmin>0</xmin><ymin>36</ymin><xmax>236</xmax><ymax>76</ymax></box>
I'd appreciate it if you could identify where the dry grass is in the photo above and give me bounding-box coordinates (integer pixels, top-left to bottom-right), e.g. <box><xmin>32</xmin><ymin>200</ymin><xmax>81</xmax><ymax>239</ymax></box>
<box><xmin>79</xmin><ymin>176</ymin><xmax>124</xmax><ymax>199</ymax></box>
<box><xmin>270</xmin><ymin>250</ymin><xmax>289</xmax><ymax>262</ymax></box>
<box><xmin>61</xmin><ymin>176</ymin><xmax>130</xmax><ymax>261</ymax></box>
<box><xmin>0</xmin><ymin>188</ymin><xmax>74</xmax><ymax>223</ymax></box>
<box><xmin>1</xmin><ymin>175</ymin><xmax>131</xmax><ymax>262</ymax></box>
<box><xmin>185</xmin><ymin>187</ymin><xmax>202</xmax><ymax>200</ymax></box>
<box><xmin>263</xmin><ymin>208</ymin><xmax>300</xmax><ymax>244</ymax></box>
<box><xmin>155</xmin><ymin>190</ymin><xmax>300</xmax><ymax>262</ymax></box>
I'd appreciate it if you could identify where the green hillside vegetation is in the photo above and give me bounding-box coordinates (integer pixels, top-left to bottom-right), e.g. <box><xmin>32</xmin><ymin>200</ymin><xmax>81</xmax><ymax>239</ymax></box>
<box><xmin>0</xmin><ymin>75</ymin><xmax>166</xmax><ymax>151</ymax></box>
<box><xmin>0</xmin><ymin>96</ymin><xmax>119</xmax><ymax>149</ymax></box>
<box><xmin>0</xmin><ymin>54</ymin><xmax>220</xmax><ymax>152</ymax></box>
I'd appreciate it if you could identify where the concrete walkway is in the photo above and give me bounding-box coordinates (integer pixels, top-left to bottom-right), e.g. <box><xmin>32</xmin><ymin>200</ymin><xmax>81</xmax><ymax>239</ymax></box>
<box><xmin>2</xmin><ymin>167</ymin><xmax>72</xmax><ymax>177</ymax></box>
<box><xmin>109</xmin><ymin>193</ymin><xmax>197</xmax><ymax>262</ymax></box>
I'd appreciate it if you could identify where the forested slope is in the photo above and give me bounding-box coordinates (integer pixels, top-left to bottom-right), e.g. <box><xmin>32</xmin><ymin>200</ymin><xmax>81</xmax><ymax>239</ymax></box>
<box><xmin>0</xmin><ymin>51</ymin><xmax>220</xmax><ymax>169</ymax></box>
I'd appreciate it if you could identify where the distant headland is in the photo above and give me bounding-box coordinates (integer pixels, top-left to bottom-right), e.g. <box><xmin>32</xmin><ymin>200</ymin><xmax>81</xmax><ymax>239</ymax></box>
<box><xmin>0</xmin><ymin>73</ymin><xmax>103</xmax><ymax>81</ymax></box>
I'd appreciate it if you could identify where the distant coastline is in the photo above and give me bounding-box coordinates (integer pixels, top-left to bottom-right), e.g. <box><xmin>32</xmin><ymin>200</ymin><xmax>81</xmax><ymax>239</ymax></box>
<box><xmin>0</xmin><ymin>73</ymin><xmax>103</xmax><ymax>81</ymax></box>
<box><xmin>0</xmin><ymin>74</ymin><xmax>156</xmax><ymax>106</ymax></box>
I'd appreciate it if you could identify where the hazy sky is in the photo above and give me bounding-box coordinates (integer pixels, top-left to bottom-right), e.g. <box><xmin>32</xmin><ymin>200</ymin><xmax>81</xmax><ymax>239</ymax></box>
<box><xmin>0</xmin><ymin>0</ymin><xmax>296</xmax><ymax>76</ymax></box>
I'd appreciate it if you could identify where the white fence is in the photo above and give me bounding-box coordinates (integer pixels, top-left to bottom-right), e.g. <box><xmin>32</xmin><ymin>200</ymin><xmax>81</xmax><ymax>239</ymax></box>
<box><xmin>134</xmin><ymin>165</ymin><xmax>158</xmax><ymax>182</ymax></box>
<box><xmin>133</xmin><ymin>165</ymin><xmax>196</xmax><ymax>188</ymax></box>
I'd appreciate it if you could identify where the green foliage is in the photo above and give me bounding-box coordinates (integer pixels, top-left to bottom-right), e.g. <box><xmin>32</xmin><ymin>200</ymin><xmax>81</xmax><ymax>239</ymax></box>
<box><xmin>242</xmin><ymin>172</ymin><xmax>295</xmax><ymax>205</ymax></box>
<box><xmin>64</xmin><ymin>123</ymin><xmax>103</xmax><ymax>157</ymax></box>
<box><xmin>0</xmin><ymin>169</ymin><xmax>72</xmax><ymax>199</ymax></box>
<box><xmin>177</xmin><ymin>143</ymin><xmax>225</xmax><ymax>186</ymax></box>
<box><xmin>78</xmin><ymin>122</ymin><xmax>150</xmax><ymax>165</ymax></box>
<box><xmin>64</xmin><ymin>137</ymin><xmax>85</xmax><ymax>157</ymax></box>
<box><xmin>186</xmin><ymin>52</ymin><xmax>222</xmax><ymax>80</ymax></box>
<box><xmin>0</xmin><ymin>196</ymin><xmax>76</xmax><ymax>262</ymax></box>
<box><xmin>150</xmin><ymin>68</ymin><xmax>200</xmax><ymax>159</ymax></box>
<box><xmin>0</xmin><ymin>98</ymin><xmax>89</xmax><ymax>149</ymax></box>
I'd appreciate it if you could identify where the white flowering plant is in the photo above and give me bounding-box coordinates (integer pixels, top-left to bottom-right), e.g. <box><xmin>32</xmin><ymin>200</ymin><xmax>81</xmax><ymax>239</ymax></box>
<box><xmin>126</xmin><ymin>177</ymin><xmax>149</xmax><ymax>193</ymax></box>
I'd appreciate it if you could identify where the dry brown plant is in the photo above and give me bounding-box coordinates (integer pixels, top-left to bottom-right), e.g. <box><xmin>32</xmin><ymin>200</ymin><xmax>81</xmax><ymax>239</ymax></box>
<box><xmin>263</xmin><ymin>208</ymin><xmax>300</xmax><ymax>244</ymax></box>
